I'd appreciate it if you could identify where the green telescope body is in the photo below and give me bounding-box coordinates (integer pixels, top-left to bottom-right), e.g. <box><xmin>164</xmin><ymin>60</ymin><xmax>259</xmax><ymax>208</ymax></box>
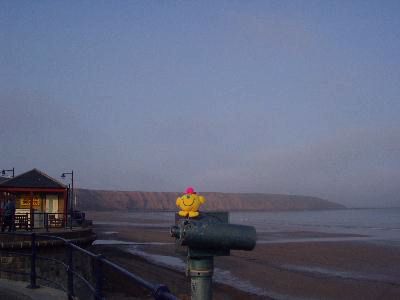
<box><xmin>171</xmin><ymin>220</ymin><xmax>256</xmax><ymax>251</ymax></box>
<box><xmin>171</xmin><ymin>212</ymin><xmax>257</xmax><ymax>256</ymax></box>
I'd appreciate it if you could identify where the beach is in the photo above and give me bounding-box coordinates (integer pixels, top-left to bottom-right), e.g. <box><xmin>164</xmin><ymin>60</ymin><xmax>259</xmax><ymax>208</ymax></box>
<box><xmin>87</xmin><ymin>210</ymin><xmax>400</xmax><ymax>300</ymax></box>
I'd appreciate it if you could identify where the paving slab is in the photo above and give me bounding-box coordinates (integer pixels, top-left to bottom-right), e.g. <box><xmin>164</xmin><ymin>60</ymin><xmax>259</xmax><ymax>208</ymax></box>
<box><xmin>0</xmin><ymin>278</ymin><xmax>67</xmax><ymax>300</ymax></box>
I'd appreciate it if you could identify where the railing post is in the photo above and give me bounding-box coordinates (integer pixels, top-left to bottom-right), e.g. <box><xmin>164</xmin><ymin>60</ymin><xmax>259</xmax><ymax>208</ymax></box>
<box><xmin>27</xmin><ymin>232</ymin><xmax>39</xmax><ymax>289</ymax></box>
<box><xmin>66</xmin><ymin>242</ymin><xmax>74</xmax><ymax>300</ymax></box>
<box><xmin>30</xmin><ymin>211</ymin><xmax>35</xmax><ymax>230</ymax></box>
<box><xmin>25</xmin><ymin>213</ymin><xmax>29</xmax><ymax>231</ymax></box>
<box><xmin>45</xmin><ymin>213</ymin><xmax>49</xmax><ymax>232</ymax></box>
<box><xmin>94</xmin><ymin>254</ymin><xmax>104</xmax><ymax>300</ymax></box>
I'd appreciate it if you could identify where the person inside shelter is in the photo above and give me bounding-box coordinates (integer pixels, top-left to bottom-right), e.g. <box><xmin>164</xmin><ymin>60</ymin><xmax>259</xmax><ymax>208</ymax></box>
<box><xmin>1</xmin><ymin>199</ymin><xmax>16</xmax><ymax>232</ymax></box>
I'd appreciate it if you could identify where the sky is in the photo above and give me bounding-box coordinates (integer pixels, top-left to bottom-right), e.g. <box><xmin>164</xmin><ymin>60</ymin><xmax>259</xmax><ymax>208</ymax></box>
<box><xmin>1</xmin><ymin>1</ymin><xmax>399</xmax><ymax>207</ymax></box>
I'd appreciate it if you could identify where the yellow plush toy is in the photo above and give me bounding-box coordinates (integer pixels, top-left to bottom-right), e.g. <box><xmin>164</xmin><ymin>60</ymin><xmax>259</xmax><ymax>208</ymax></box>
<box><xmin>176</xmin><ymin>187</ymin><xmax>206</xmax><ymax>218</ymax></box>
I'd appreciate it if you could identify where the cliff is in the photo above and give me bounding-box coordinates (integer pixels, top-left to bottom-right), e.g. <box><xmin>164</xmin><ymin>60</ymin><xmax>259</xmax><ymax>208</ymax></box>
<box><xmin>75</xmin><ymin>189</ymin><xmax>345</xmax><ymax>211</ymax></box>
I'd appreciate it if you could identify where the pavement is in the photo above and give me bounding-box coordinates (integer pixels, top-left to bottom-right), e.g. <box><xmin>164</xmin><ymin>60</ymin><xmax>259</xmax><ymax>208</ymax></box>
<box><xmin>0</xmin><ymin>278</ymin><xmax>67</xmax><ymax>300</ymax></box>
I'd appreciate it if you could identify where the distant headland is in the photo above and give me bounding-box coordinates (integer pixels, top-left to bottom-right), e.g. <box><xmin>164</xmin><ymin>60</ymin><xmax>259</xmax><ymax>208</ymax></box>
<box><xmin>76</xmin><ymin>189</ymin><xmax>345</xmax><ymax>211</ymax></box>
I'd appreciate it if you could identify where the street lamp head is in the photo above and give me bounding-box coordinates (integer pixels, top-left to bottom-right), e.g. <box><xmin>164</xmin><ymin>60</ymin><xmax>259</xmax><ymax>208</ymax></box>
<box><xmin>61</xmin><ymin>173</ymin><xmax>66</xmax><ymax>178</ymax></box>
<box><xmin>1</xmin><ymin>168</ymin><xmax>15</xmax><ymax>177</ymax></box>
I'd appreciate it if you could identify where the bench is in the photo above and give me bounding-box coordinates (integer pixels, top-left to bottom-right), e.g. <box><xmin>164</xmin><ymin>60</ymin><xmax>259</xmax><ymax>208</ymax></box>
<box><xmin>48</xmin><ymin>214</ymin><xmax>64</xmax><ymax>228</ymax></box>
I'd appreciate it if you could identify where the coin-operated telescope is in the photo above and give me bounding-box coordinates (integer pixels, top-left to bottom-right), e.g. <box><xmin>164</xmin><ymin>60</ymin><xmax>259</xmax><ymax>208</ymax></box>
<box><xmin>170</xmin><ymin>212</ymin><xmax>256</xmax><ymax>300</ymax></box>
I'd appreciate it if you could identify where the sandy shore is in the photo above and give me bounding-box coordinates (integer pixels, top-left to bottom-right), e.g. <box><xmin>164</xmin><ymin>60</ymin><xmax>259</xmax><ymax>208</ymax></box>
<box><xmin>87</xmin><ymin>211</ymin><xmax>400</xmax><ymax>300</ymax></box>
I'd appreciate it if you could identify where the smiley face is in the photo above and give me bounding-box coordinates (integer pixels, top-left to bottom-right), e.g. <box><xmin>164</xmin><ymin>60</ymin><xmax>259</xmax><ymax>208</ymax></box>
<box><xmin>182</xmin><ymin>194</ymin><xmax>195</xmax><ymax>207</ymax></box>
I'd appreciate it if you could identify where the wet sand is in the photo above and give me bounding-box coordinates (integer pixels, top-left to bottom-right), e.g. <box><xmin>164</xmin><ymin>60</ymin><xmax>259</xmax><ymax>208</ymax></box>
<box><xmin>87</xmin><ymin>211</ymin><xmax>400</xmax><ymax>300</ymax></box>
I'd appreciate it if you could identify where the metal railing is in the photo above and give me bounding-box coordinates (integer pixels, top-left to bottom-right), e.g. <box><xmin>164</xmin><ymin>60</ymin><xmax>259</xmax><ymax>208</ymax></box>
<box><xmin>0</xmin><ymin>232</ymin><xmax>178</xmax><ymax>300</ymax></box>
<box><xmin>1</xmin><ymin>212</ymin><xmax>85</xmax><ymax>231</ymax></box>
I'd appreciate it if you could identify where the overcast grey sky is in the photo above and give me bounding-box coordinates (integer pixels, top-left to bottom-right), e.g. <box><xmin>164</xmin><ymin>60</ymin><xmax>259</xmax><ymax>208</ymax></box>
<box><xmin>1</xmin><ymin>1</ymin><xmax>399</xmax><ymax>207</ymax></box>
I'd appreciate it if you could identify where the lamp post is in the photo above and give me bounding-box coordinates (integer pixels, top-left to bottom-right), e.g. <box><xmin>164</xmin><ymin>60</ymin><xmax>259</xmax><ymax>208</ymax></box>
<box><xmin>61</xmin><ymin>171</ymin><xmax>74</xmax><ymax>229</ymax></box>
<box><xmin>1</xmin><ymin>168</ymin><xmax>14</xmax><ymax>178</ymax></box>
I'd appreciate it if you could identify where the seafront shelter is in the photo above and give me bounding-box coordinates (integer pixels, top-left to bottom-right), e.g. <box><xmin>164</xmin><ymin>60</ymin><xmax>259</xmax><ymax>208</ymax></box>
<box><xmin>0</xmin><ymin>169</ymin><xmax>68</xmax><ymax>229</ymax></box>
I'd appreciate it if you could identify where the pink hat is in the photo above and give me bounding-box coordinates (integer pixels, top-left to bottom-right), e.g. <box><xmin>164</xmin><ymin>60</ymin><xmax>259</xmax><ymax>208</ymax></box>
<box><xmin>185</xmin><ymin>187</ymin><xmax>196</xmax><ymax>194</ymax></box>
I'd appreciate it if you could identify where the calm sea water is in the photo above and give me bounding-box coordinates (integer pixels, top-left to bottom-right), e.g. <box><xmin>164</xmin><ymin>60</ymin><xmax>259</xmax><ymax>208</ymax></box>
<box><xmin>95</xmin><ymin>208</ymin><xmax>400</xmax><ymax>243</ymax></box>
<box><xmin>125</xmin><ymin>208</ymin><xmax>400</xmax><ymax>242</ymax></box>
<box><xmin>230</xmin><ymin>208</ymin><xmax>400</xmax><ymax>242</ymax></box>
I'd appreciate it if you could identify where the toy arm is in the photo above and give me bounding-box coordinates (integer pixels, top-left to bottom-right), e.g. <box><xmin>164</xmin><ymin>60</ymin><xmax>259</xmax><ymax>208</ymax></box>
<box><xmin>198</xmin><ymin>196</ymin><xmax>205</xmax><ymax>204</ymax></box>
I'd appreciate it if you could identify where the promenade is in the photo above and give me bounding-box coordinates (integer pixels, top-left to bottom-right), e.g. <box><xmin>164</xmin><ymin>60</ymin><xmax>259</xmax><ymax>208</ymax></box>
<box><xmin>0</xmin><ymin>278</ymin><xmax>66</xmax><ymax>300</ymax></box>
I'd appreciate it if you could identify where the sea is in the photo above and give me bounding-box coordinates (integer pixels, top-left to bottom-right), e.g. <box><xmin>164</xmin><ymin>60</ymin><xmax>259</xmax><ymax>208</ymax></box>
<box><xmin>95</xmin><ymin>208</ymin><xmax>400</xmax><ymax>244</ymax></box>
<box><xmin>230</xmin><ymin>208</ymin><xmax>400</xmax><ymax>243</ymax></box>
